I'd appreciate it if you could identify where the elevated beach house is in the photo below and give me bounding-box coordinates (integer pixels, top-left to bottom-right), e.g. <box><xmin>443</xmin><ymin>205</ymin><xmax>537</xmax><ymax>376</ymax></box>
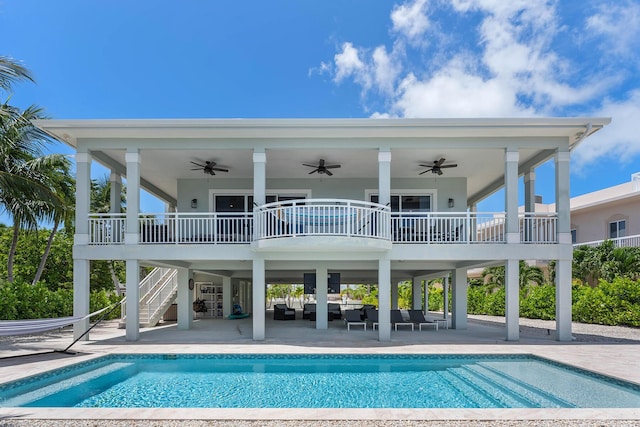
<box><xmin>36</xmin><ymin>118</ymin><xmax>609</xmax><ymax>342</ymax></box>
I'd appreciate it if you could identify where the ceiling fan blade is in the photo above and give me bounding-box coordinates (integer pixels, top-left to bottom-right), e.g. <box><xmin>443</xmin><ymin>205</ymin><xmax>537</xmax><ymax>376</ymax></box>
<box><xmin>437</xmin><ymin>169</ymin><xmax>443</xmax><ymax>176</ymax></box>
<box><xmin>419</xmin><ymin>169</ymin><xmax>432</xmax><ymax>175</ymax></box>
<box><xmin>190</xmin><ymin>161</ymin><xmax>205</xmax><ymax>167</ymax></box>
<box><xmin>309</xmin><ymin>169</ymin><xmax>318</xmax><ymax>174</ymax></box>
<box><xmin>190</xmin><ymin>167</ymin><xmax>202</xmax><ymax>171</ymax></box>
<box><xmin>435</xmin><ymin>158</ymin><xmax>446</xmax><ymax>167</ymax></box>
<box><xmin>325</xmin><ymin>169</ymin><xmax>333</xmax><ymax>176</ymax></box>
<box><xmin>325</xmin><ymin>164</ymin><xmax>341</xmax><ymax>169</ymax></box>
<box><xmin>211</xmin><ymin>167</ymin><xmax>229</xmax><ymax>172</ymax></box>
<box><xmin>302</xmin><ymin>163</ymin><xmax>317</xmax><ymax>168</ymax></box>
<box><xmin>440</xmin><ymin>164</ymin><xmax>458</xmax><ymax>168</ymax></box>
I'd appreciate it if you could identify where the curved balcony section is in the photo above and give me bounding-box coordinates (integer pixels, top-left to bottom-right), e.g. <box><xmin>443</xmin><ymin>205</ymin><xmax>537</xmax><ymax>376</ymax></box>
<box><xmin>252</xmin><ymin>199</ymin><xmax>392</xmax><ymax>252</ymax></box>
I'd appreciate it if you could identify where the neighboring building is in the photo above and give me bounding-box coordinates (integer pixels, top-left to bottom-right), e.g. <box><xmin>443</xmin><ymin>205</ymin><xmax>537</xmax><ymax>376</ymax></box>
<box><xmin>36</xmin><ymin>117</ymin><xmax>609</xmax><ymax>343</ymax></box>
<box><xmin>534</xmin><ymin>173</ymin><xmax>640</xmax><ymax>248</ymax></box>
<box><xmin>571</xmin><ymin>173</ymin><xmax>640</xmax><ymax>247</ymax></box>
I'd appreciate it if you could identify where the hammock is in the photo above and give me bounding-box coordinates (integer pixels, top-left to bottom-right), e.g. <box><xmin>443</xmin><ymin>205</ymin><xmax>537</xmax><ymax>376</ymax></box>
<box><xmin>0</xmin><ymin>305</ymin><xmax>114</xmax><ymax>337</ymax></box>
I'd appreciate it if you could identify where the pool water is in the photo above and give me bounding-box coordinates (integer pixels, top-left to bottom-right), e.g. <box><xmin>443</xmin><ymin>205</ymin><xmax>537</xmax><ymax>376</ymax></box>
<box><xmin>1</xmin><ymin>354</ymin><xmax>640</xmax><ymax>408</ymax></box>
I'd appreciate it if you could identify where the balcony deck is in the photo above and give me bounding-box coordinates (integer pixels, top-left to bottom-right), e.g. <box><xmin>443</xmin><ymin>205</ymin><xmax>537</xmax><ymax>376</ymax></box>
<box><xmin>86</xmin><ymin>200</ymin><xmax>558</xmax><ymax>246</ymax></box>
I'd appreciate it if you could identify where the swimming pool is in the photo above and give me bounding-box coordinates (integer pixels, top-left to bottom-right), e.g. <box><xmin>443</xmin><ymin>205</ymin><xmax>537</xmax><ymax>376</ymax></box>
<box><xmin>1</xmin><ymin>354</ymin><xmax>639</xmax><ymax>408</ymax></box>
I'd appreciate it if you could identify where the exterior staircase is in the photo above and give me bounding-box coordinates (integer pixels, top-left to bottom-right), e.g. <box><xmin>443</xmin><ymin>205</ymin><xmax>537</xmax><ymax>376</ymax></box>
<box><xmin>119</xmin><ymin>267</ymin><xmax>179</xmax><ymax>328</ymax></box>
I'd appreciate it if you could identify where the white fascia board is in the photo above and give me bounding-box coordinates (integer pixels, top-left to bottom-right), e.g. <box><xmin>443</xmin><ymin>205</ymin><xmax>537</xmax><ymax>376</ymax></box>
<box><xmin>34</xmin><ymin>117</ymin><xmax>611</xmax><ymax>145</ymax></box>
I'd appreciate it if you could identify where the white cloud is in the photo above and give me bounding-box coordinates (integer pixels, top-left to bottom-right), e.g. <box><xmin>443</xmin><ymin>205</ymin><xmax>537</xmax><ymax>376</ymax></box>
<box><xmin>372</xmin><ymin>46</ymin><xmax>401</xmax><ymax>95</ymax></box>
<box><xmin>586</xmin><ymin>0</ymin><xmax>640</xmax><ymax>58</ymax></box>
<box><xmin>333</xmin><ymin>42</ymin><xmax>367</xmax><ymax>86</ymax></box>
<box><xmin>393</xmin><ymin>58</ymin><xmax>533</xmax><ymax>117</ymax></box>
<box><xmin>573</xmin><ymin>90</ymin><xmax>640</xmax><ymax>169</ymax></box>
<box><xmin>391</xmin><ymin>0</ymin><xmax>431</xmax><ymax>43</ymax></box>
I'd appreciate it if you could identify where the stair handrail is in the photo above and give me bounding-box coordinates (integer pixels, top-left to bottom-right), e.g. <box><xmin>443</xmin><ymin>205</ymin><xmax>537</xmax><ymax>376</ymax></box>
<box><xmin>144</xmin><ymin>270</ymin><xmax>179</xmax><ymax>323</ymax></box>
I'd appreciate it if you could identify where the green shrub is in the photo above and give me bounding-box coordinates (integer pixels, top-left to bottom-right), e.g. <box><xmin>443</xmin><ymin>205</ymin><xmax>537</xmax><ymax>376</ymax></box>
<box><xmin>520</xmin><ymin>284</ymin><xmax>556</xmax><ymax>320</ymax></box>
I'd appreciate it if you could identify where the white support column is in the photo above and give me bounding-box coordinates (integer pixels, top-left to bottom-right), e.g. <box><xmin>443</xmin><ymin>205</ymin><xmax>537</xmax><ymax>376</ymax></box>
<box><xmin>555</xmin><ymin>148</ymin><xmax>572</xmax><ymax>341</ymax></box>
<box><xmin>424</xmin><ymin>280</ymin><xmax>430</xmax><ymax>313</ymax></box>
<box><xmin>412</xmin><ymin>277</ymin><xmax>421</xmax><ymax>310</ymax></box>
<box><xmin>125</xmin><ymin>150</ymin><xmax>140</xmax><ymax>245</ymax></box>
<box><xmin>72</xmin><ymin>259</ymin><xmax>90</xmax><ymax>340</ymax></box>
<box><xmin>109</xmin><ymin>172</ymin><xmax>122</xmax><ymax>214</ymax></box>
<box><xmin>443</xmin><ymin>277</ymin><xmax>449</xmax><ymax>321</ymax></box>
<box><xmin>555</xmin><ymin>259</ymin><xmax>572</xmax><ymax>341</ymax></box>
<box><xmin>74</xmin><ymin>152</ymin><xmax>91</xmax><ymax>245</ymax></box>
<box><xmin>505</xmin><ymin>149</ymin><xmax>520</xmax><ymax>244</ymax></box>
<box><xmin>315</xmin><ymin>266</ymin><xmax>328</xmax><ymax>329</ymax></box>
<box><xmin>505</xmin><ymin>259</ymin><xmax>520</xmax><ymax>341</ymax></box>
<box><xmin>451</xmin><ymin>269</ymin><xmax>467</xmax><ymax>329</ymax></box>
<box><xmin>222</xmin><ymin>276</ymin><xmax>232</xmax><ymax>317</ymax></box>
<box><xmin>378</xmin><ymin>150</ymin><xmax>391</xmax><ymax>207</ymax></box>
<box><xmin>524</xmin><ymin>170</ymin><xmax>536</xmax><ymax>213</ymax></box>
<box><xmin>253</xmin><ymin>150</ymin><xmax>266</xmax><ymax>207</ymax></box>
<box><xmin>252</xmin><ymin>258</ymin><xmax>265</xmax><ymax>340</ymax></box>
<box><xmin>391</xmin><ymin>281</ymin><xmax>399</xmax><ymax>309</ymax></box>
<box><xmin>177</xmin><ymin>268</ymin><xmax>193</xmax><ymax>330</ymax></box>
<box><xmin>524</xmin><ymin>171</ymin><xmax>535</xmax><ymax>242</ymax></box>
<box><xmin>555</xmin><ymin>150</ymin><xmax>571</xmax><ymax>244</ymax></box>
<box><xmin>378</xmin><ymin>255</ymin><xmax>391</xmax><ymax>341</ymax></box>
<box><xmin>125</xmin><ymin>259</ymin><xmax>140</xmax><ymax>341</ymax></box>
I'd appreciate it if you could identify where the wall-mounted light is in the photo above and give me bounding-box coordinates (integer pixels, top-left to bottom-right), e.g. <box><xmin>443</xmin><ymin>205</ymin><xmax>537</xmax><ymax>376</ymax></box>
<box><xmin>448</xmin><ymin>198</ymin><xmax>455</xmax><ymax>208</ymax></box>
<box><xmin>191</xmin><ymin>198</ymin><xmax>198</xmax><ymax>209</ymax></box>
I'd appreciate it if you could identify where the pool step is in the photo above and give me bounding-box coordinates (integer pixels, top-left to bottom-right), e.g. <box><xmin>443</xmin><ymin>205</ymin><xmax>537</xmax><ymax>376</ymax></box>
<box><xmin>446</xmin><ymin>366</ymin><xmax>532</xmax><ymax>408</ymax></box>
<box><xmin>1</xmin><ymin>362</ymin><xmax>136</xmax><ymax>407</ymax></box>
<box><xmin>438</xmin><ymin>370</ymin><xmax>502</xmax><ymax>408</ymax></box>
<box><xmin>471</xmin><ymin>363</ymin><xmax>575</xmax><ymax>408</ymax></box>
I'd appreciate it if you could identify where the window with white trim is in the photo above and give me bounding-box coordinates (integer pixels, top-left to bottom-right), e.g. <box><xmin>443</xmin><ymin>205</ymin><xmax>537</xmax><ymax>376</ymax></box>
<box><xmin>369</xmin><ymin>194</ymin><xmax>432</xmax><ymax>213</ymax></box>
<box><xmin>609</xmin><ymin>220</ymin><xmax>626</xmax><ymax>239</ymax></box>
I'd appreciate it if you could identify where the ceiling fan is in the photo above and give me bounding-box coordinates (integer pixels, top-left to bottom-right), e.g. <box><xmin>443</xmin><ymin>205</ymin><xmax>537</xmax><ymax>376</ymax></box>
<box><xmin>302</xmin><ymin>159</ymin><xmax>341</xmax><ymax>176</ymax></box>
<box><xmin>419</xmin><ymin>158</ymin><xmax>458</xmax><ymax>175</ymax></box>
<box><xmin>190</xmin><ymin>160</ymin><xmax>229</xmax><ymax>175</ymax></box>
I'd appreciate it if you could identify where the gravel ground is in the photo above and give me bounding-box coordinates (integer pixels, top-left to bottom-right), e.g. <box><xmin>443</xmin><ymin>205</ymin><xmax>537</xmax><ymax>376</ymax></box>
<box><xmin>1</xmin><ymin>419</ymin><xmax>640</xmax><ymax>426</ymax></box>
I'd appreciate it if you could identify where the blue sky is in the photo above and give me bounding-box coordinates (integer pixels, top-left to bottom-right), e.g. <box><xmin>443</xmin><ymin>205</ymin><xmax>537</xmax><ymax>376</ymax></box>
<box><xmin>2</xmin><ymin>0</ymin><xmax>640</xmax><ymax>215</ymax></box>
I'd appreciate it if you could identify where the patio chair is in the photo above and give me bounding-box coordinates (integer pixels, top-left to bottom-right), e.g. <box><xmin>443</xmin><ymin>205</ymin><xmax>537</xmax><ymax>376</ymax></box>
<box><xmin>365</xmin><ymin>308</ymin><xmax>379</xmax><ymax>330</ymax></box>
<box><xmin>303</xmin><ymin>303</ymin><xmax>316</xmax><ymax>320</ymax></box>
<box><xmin>391</xmin><ymin>309</ymin><xmax>414</xmax><ymax>331</ymax></box>
<box><xmin>344</xmin><ymin>309</ymin><xmax>367</xmax><ymax>331</ymax></box>
<box><xmin>328</xmin><ymin>303</ymin><xmax>342</xmax><ymax>320</ymax></box>
<box><xmin>408</xmin><ymin>310</ymin><xmax>438</xmax><ymax>331</ymax></box>
<box><xmin>273</xmin><ymin>304</ymin><xmax>295</xmax><ymax>320</ymax></box>
<box><xmin>359</xmin><ymin>304</ymin><xmax>376</xmax><ymax>320</ymax></box>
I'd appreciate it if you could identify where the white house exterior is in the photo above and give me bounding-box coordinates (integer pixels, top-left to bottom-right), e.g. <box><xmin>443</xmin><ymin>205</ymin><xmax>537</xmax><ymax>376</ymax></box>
<box><xmin>35</xmin><ymin>118</ymin><xmax>609</xmax><ymax>343</ymax></box>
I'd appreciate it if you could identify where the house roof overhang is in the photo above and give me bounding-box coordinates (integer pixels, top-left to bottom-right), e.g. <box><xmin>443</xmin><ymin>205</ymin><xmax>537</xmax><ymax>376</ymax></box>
<box><xmin>34</xmin><ymin>117</ymin><xmax>611</xmax><ymax>207</ymax></box>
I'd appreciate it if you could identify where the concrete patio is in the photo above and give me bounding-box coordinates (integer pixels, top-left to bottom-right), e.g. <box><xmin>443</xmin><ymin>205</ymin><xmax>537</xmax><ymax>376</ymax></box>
<box><xmin>1</xmin><ymin>314</ymin><xmax>639</xmax><ymax>423</ymax></box>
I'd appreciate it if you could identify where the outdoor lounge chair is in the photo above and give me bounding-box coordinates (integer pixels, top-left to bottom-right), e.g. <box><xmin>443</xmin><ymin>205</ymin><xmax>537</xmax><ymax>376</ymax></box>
<box><xmin>365</xmin><ymin>308</ymin><xmax>379</xmax><ymax>330</ymax></box>
<box><xmin>344</xmin><ymin>309</ymin><xmax>367</xmax><ymax>331</ymax></box>
<box><xmin>391</xmin><ymin>309</ymin><xmax>414</xmax><ymax>331</ymax></box>
<box><xmin>408</xmin><ymin>309</ymin><xmax>438</xmax><ymax>331</ymax></box>
<box><xmin>328</xmin><ymin>303</ymin><xmax>342</xmax><ymax>320</ymax></box>
<box><xmin>273</xmin><ymin>304</ymin><xmax>295</xmax><ymax>320</ymax></box>
<box><xmin>303</xmin><ymin>303</ymin><xmax>316</xmax><ymax>320</ymax></box>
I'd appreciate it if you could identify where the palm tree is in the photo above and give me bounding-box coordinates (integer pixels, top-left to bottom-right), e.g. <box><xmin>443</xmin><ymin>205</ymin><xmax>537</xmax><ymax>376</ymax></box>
<box><xmin>518</xmin><ymin>260</ymin><xmax>545</xmax><ymax>288</ymax></box>
<box><xmin>0</xmin><ymin>56</ymin><xmax>34</xmax><ymax>93</ymax></box>
<box><xmin>32</xmin><ymin>158</ymin><xmax>74</xmax><ymax>284</ymax></box>
<box><xmin>0</xmin><ymin>103</ymin><xmax>68</xmax><ymax>282</ymax></box>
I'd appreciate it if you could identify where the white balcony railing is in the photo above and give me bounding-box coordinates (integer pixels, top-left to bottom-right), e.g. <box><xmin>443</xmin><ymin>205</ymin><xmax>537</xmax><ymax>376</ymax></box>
<box><xmin>392</xmin><ymin>212</ymin><xmax>506</xmax><ymax>243</ymax></box>
<box><xmin>254</xmin><ymin>199</ymin><xmax>391</xmax><ymax>240</ymax></box>
<box><xmin>139</xmin><ymin>212</ymin><xmax>252</xmax><ymax>244</ymax></box>
<box><xmin>575</xmin><ymin>234</ymin><xmax>640</xmax><ymax>248</ymax></box>
<box><xmin>520</xmin><ymin>212</ymin><xmax>558</xmax><ymax>244</ymax></box>
<box><xmin>86</xmin><ymin>207</ymin><xmax>559</xmax><ymax>245</ymax></box>
<box><xmin>88</xmin><ymin>213</ymin><xmax>125</xmax><ymax>245</ymax></box>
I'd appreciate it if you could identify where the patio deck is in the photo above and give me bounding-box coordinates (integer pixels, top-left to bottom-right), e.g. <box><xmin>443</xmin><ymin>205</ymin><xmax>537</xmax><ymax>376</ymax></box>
<box><xmin>1</xmin><ymin>315</ymin><xmax>639</xmax><ymax>422</ymax></box>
